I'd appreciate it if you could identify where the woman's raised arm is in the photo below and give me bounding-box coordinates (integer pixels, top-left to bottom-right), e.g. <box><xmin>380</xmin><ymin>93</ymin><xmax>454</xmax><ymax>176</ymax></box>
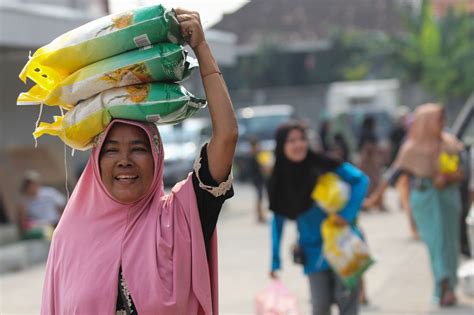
<box><xmin>176</xmin><ymin>8</ymin><xmax>238</xmax><ymax>183</ymax></box>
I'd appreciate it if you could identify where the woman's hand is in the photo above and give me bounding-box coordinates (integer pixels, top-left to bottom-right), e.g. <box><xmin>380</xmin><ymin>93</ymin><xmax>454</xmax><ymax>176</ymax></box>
<box><xmin>270</xmin><ymin>271</ymin><xmax>279</xmax><ymax>279</ymax></box>
<box><xmin>175</xmin><ymin>8</ymin><xmax>206</xmax><ymax>50</ymax></box>
<box><xmin>433</xmin><ymin>174</ymin><xmax>447</xmax><ymax>190</ymax></box>
<box><xmin>332</xmin><ymin>215</ymin><xmax>348</xmax><ymax>226</ymax></box>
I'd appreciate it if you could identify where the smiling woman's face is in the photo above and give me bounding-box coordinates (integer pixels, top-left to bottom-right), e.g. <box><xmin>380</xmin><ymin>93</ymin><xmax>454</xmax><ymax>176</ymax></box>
<box><xmin>284</xmin><ymin>128</ymin><xmax>308</xmax><ymax>162</ymax></box>
<box><xmin>99</xmin><ymin>123</ymin><xmax>154</xmax><ymax>203</ymax></box>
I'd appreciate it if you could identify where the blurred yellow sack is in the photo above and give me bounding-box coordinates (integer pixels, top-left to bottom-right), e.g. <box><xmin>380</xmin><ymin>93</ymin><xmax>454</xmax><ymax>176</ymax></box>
<box><xmin>257</xmin><ymin>151</ymin><xmax>273</xmax><ymax>167</ymax></box>
<box><xmin>18</xmin><ymin>44</ymin><xmax>196</xmax><ymax>109</ymax></box>
<box><xmin>33</xmin><ymin>83</ymin><xmax>206</xmax><ymax>150</ymax></box>
<box><xmin>19</xmin><ymin>5</ymin><xmax>183</xmax><ymax>90</ymax></box>
<box><xmin>439</xmin><ymin>152</ymin><xmax>459</xmax><ymax>174</ymax></box>
<box><xmin>311</xmin><ymin>173</ymin><xmax>350</xmax><ymax>214</ymax></box>
<box><xmin>322</xmin><ymin>216</ymin><xmax>374</xmax><ymax>289</ymax></box>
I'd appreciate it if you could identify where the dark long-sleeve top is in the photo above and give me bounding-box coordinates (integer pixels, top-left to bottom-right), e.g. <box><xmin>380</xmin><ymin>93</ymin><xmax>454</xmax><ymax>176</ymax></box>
<box><xmin>116</xmin><ymin>144</ymin><xmax>233</xmax><ymax>314</ymax></box>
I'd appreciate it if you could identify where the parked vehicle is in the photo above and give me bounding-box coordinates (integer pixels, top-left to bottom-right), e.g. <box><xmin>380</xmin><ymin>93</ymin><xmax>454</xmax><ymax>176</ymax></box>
<box><xmin>235</xmin><ymin>104</ymin><xmax>296</xmax><ymax>181</ymax></box>
<box><xmin>325</xmin><ymin>79</ymin><xmax>400</xmax><ymax>159</ymax></box>
<box><xmin>159</xmin><ymin>118</ymin><xmax>211</xmax><ymax>186</ymax></box>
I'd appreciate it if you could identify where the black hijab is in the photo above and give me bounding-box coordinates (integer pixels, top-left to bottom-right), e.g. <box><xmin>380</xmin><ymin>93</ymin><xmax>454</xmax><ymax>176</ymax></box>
<box><xmin>267</xmin><ymin>122</ymin><xmax>342</xmax><ymax>220</ymax></box>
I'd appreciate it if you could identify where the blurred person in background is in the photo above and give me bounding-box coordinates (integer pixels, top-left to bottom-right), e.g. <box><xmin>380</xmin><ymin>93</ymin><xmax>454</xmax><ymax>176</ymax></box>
<box><xmin>268</xmin><ymin>121</ymin><xmax>369</xmax><ymax>315</ymax></box>
<box><xmin>388</xmin><ymin>106</ymin><xmax>412</xmax><ymax>165</ymax></box>
<box><xmin>332</xmin><ymin>132</ymin><xmax>351</xmax><ymax>163</ymax></box>
<box><xmin>17</xmin><ymin>170</ymin><xmax>65</xmax><ymax>239</ymax></box>
<box><xmin>366</xmin><ymin>104</ymin><xmax>464</xmax><ymax>306</ymax></box>
<box><xmin>319</xmin><ymin>119</ymin><xmax>331</xmax><ymax>152</ymax></box>
<box><xmin>40</xmin><ymin>9</ymin><xmax>238</xmax><ymax>314</ymax></box>
<box><xmin>358</xmin><ymin>116</ymin><xmax>385</xmax><ymax>211</ymax></box>
<box><xmin>248</xmin><ymin>136</ymin><xmax>267</xmax><ymax>223</ymax></box>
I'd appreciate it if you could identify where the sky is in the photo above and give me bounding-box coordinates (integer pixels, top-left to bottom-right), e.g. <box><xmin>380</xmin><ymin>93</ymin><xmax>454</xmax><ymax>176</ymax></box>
<box><xmin>109</xmin><ymin>0</ymin><xmax>249</xmax><ymax>29</ymax></box>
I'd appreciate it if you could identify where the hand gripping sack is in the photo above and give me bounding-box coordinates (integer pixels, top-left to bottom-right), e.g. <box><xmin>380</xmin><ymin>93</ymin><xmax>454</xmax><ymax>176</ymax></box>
<box><xmin>33</xmin><ymin>83</ymin><xmax>206</xmax><ymax>150</ymax></box>
<box><xmin>18</xmin><ymin>44</ymin><xmax>197</xmax><ymax>109</ymax></box>
<box><xmin>19</xmin><ymin>5</ymin><xmax>183</xmax><ymax>90</ymax></box>
<box><xmin>311</xmin><ymin>172</ymin><xmax>350</xmax><ymax>214</ymax></box>
<box><xmin>322</xmin><ymin>216</ymin><xmax>374</xmax><ymax>289</ymax></box>
<box><xmin>438</xmin><ymin>152</ymin><xmax>460</xmax><ymax>174</ymax></box>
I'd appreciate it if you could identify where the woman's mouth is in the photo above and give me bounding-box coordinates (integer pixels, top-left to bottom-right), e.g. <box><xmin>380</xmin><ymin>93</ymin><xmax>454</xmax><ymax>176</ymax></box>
<box><xmin>115</xmin><ymin>175</ymin><xmax>139</xmax><ymax>183</ymax></box>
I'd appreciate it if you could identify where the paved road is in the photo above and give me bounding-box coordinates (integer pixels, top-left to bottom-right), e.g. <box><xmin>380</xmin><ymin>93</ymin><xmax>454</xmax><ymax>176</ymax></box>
<box><xmin>1</xmin><ymin>184</ymin><xmax>473</xmax><ymax>314</ymax></box>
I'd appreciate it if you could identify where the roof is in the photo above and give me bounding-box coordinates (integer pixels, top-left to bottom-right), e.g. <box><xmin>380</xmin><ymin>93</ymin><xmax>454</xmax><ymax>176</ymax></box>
<box><xmin>432</xmin><ymin>0</ymin><xmax>474</xmax><ymax>16</ymax></box>
<box><xmin>211</xmin><ymin>0</ymin><xmax>405</xmax><ymax>45</ymax></box>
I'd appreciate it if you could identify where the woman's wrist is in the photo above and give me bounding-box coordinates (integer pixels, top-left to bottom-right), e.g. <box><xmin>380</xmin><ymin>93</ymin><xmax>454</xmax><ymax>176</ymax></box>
<box><xmin>194</xmin><ymin>41</ymin><xmax>221</xmax><ymax>78</ymax></box>
<box><xmin>193</xmin><ymin>40</ymin><xmax>212</xmax><ymax>60</ymax></box>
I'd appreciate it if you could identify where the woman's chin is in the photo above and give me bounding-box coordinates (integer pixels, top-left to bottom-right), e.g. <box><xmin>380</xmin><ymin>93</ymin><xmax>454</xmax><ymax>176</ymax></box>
<box><xmin>112</xmin><ymin>191</ymin><xmax>144</xmax><ymax>204</ymax></box>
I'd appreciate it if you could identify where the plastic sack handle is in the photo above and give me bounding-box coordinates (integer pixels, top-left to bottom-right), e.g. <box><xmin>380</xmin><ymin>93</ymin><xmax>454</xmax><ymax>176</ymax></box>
<box><xmin>21</xmin><ymin>61</ymin><xmax>61</xmax><ymax>91</ymax></box>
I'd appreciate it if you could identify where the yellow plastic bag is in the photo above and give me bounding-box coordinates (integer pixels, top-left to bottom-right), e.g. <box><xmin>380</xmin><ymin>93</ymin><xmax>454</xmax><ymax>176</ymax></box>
<box><xmin>439</xmin><ymin>152</ymin><xmax>459</xmax><ymax>174</ymax></box>
<box><xmin>19</xmin><ymin>5</ymin><xmax>183</xmax><ymax>90</ymax></box>
<box><xmin>18</xmin><ymin>44</ymin><xmax>196</xmax><ymax>109</ymax></box>
<box><xmin>311</xmin><ymin>173</ymin><xmax>350</xmax><ymax>214</ymax></box>
<box><xmin>322</xmin><ymin>215</ymin><xmax>374</xmax><ymax>288</ymax></box>
<box><xmin>33</xmin><ymin>83</ymin><xmax>206</xmax><ymax>150</ymax></box>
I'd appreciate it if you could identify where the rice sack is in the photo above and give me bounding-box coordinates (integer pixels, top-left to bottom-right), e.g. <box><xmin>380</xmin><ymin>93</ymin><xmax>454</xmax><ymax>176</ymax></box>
<box><xmin>19</xmin><ymin>5</ymin><xmax>183</xmax><ymax>90</ymax></box>
<box><xmin>33</xmin><ymin>83</ymin><xmax>206</xmax><ymax>150</ymax></box>
<box><xmin>311</xmin><ymin>172</ymin><xmax>350</xmax><ymax>214</ymax></box>
<box><xmin>322</xmin><ymin>217</ymin><xmax>374</xmax><ymax>289</ymax></box>
<box><xmin>439</xmin><ymin>152</ymin><xmax>460</xmax><ymax>174</ymax></box>
<box><xmin>18</xmin><ymin>44</ymin><xmax>196</xmax><ymax>109</ymax></box>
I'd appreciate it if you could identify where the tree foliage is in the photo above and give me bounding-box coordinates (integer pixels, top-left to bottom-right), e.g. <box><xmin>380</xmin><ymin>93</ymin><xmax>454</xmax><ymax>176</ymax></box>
<box><xmin>337</xmin><ymin>0</ymin><xmax>474</xmax><ymax>100</ymax></box>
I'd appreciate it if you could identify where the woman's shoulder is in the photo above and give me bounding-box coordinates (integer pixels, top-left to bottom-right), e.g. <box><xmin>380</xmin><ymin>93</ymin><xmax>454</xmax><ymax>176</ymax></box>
<box><xmin>308</xmin><ymin>151</ymin><xmax>342</xmax><ymax>171</ymax></box>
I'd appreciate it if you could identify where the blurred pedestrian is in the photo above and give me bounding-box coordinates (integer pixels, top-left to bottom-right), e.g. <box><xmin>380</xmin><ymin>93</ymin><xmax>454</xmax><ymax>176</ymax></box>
<box><xmin>319</xmin><ymin>119</ymin><xmax>331</xmax><ymax>152</ymax></box>
<box><xmin>358</xmin><ymin>116</ymin><xmax>384</xmax><ymax>210</ymax></box>
<box><xmin>267</xmin><ymin>121</ymin><xmax>369</xmax><ymax>315</ymax></box>
<box><xmin>17</xmin><ymin>170</ymin><xmax>65</xmax><ymax>239</ymax></box>
<box><xmin>366</xmin><ymin>104</ymin><xmax>464</xmax><ymax>306</ymax></box>
<box><xmin>389</xmin><ymin>106</ymin><xmax>411</xmax><ymax>165</ymax></box>
<box><xmin>40</xmin><ymin>9</ymin><xmax>238</xmax><ymax>314</ymax></box>
<box><xmin>332</xmin><ymin>132</ymin><xmax>351</xmax><ymax>162</ymax></box>
<box><xmin>248</xmin><ymin>136</ymin><xmax>267</xmax><ymax>223</ymax></box>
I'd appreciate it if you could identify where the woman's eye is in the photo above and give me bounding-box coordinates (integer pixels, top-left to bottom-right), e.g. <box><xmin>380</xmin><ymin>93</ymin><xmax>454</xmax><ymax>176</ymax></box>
<box><xmin>105</xmin><ymin>148</ymin><xmax>118</xmax><ymax>153</ymax></box>
<box><xmin>132</xmin><ymin>147</ymin><xmax>147</xmax><ymax>152</ymax></box>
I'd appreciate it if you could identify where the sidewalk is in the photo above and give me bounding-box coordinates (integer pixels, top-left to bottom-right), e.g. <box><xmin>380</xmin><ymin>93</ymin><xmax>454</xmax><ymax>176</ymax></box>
<box><xmin>1</xmin><ymin>184</ymin><xmax>473</xmax><ymax>314</ymax></box>
<box><xmin>218</xmin><ymin>184</ymin><xmax>474</xmax><ymax>314</ymax></box>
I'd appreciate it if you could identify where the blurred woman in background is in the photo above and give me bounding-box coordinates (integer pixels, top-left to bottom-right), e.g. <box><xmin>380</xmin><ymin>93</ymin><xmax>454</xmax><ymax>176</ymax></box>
<box><xmin>367</xmin><ymin>104</ymin><xmax>464</xmax><ymax>306</ymax></box>
<box><xmin>268</xmin><ymin>121</ymin><xmax>369</xmax><ymax>315</ymax></box>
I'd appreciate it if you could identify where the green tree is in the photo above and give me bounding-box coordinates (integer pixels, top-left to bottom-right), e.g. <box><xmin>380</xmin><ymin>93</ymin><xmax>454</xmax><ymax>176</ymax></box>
<box><xmin>336</xmin><ymin>0</ymin><xmax>474</xmax><ymax>100</ymax></box>
<box><xmin>396</xmin><ymin>0</ymin><xmax>474</xmax><ymax>99</ymax></box>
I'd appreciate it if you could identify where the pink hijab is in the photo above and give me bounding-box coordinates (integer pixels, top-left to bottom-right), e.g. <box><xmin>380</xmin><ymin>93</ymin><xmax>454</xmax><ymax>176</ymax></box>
<box><xmin>41</xmin><ymin>119</ymin><xmax>218</xmax><ymax>315</ymax></box>
<box><xmin>394</xmin><ymin>103</ymin><xmax>464</xmax><ymax>178</ymax></box>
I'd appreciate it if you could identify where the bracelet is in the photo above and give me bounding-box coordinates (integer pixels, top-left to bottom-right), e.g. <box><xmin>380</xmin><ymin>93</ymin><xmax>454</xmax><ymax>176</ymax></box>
<box><xmin>202</xmin><ymin>70</ymin><xmax>222</xmax><ymax>79</ymax></box>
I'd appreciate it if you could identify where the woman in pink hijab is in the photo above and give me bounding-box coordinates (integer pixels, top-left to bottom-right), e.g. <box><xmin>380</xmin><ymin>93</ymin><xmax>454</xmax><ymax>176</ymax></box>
<box><xmin>41</xmin><ymin>8</ymin><xmax>238</xmax><ymax>315</ymax></box>
<box><xmin>367</xmin><ymin>104</ymin><xmax>465</xmax><ymax>306</ymax></box>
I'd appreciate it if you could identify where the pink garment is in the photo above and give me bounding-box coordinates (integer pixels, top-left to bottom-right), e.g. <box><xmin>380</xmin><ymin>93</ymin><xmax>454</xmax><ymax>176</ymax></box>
<box><xmin>41</xmin><ymin>119</ymin><xmax>218</xmax><ymax>315</ymax></box>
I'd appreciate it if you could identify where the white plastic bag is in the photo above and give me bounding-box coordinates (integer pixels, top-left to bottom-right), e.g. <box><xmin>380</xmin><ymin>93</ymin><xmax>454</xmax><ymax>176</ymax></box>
<box><xmin>255</xmin><ymin>280</ymin><xmax>299</xmax><ymax>315</ymax></box>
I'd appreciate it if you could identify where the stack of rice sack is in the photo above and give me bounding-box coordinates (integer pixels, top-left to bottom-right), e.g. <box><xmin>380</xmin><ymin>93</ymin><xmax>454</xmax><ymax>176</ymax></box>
<box><xmin>311</xmin><ymin>173</ymin><xmax>374</xmax><ymax>289</ymax></box>
<box><xmin>17</xmin><ymin>4</ymin><xmax>206</xmax><ymax>150</ymax></box>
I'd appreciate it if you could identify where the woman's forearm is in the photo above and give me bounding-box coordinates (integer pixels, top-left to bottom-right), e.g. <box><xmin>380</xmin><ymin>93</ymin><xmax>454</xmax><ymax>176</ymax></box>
<box><xmin>195</xmin><ymin>42</ymin><xmax>238</xmax><ymax>182</ymax></box>
<box><xmin>175</xmin><ymin>8</ymin><xmax>238</xmax><ymax>182</ymax></box>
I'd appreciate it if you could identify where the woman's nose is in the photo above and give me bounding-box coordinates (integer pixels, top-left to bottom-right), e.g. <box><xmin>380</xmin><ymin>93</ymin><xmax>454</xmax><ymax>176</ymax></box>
<box><xmin>117</xmin><ymin>154</ymin><xmax>133</xmax><ymax>167</ymax></box>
